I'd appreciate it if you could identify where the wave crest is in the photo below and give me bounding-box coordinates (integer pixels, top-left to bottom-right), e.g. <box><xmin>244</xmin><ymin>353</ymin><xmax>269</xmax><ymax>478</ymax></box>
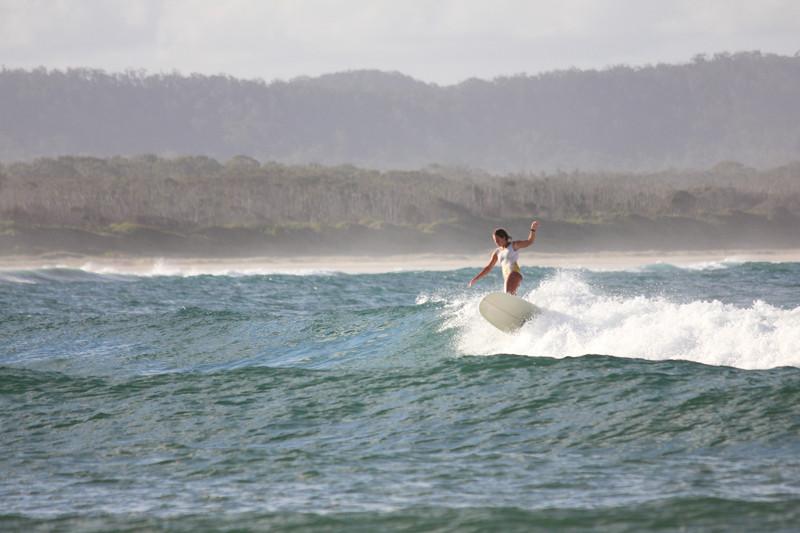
<box><xmin>450</xmin><ymin>271</ymin><xmax>800</xmax><ymax>370</ymax></box>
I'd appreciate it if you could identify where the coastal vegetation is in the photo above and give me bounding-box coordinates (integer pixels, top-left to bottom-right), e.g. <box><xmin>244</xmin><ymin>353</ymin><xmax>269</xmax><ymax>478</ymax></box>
<box><xmin>1</xmin><ymin>155</ymin><xmax>798</xmax><ymax>256</ymax></box>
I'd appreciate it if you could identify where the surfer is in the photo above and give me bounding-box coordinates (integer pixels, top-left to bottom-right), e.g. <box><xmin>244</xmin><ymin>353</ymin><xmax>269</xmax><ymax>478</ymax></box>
<box><xmin>468</xmin><ymin>221</ymin><xmax>539</xmax><ymax>295</ymax></box>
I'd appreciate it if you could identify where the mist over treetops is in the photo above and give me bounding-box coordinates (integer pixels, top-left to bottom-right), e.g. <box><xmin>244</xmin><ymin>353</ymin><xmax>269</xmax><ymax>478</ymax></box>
<box><xmin>2</xmin><ymin>51</ymin><xmax>799</xmax><ymax>172</ymax></box>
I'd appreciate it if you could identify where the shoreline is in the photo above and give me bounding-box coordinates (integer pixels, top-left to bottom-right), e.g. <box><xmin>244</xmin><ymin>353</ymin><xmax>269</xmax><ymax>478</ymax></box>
<box><xmin>1</xmin><ymin>249</ymin><xmax>800</xmax><ymax>275</ymax></box>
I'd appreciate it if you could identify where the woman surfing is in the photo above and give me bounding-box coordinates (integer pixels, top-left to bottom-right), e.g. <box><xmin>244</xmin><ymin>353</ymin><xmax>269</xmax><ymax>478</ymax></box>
<box><xmin>468</xmin><ymin>221</ymin><xmax>539</xmax><ymax>295</ymax></box>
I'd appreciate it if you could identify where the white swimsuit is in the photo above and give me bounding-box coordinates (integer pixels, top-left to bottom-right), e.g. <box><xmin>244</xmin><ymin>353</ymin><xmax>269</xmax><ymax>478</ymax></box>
<box><xmin>497</xmin><ymin>245</ymin><xmax>521</xmax><ymax>279</ymax></box>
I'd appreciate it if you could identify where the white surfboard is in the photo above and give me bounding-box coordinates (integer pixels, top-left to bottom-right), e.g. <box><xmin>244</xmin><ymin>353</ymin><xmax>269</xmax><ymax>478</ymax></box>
<box><xmin>479</xmin><ymin>292</ymin><xmax>541</xmax><ymax>332</ymax></box>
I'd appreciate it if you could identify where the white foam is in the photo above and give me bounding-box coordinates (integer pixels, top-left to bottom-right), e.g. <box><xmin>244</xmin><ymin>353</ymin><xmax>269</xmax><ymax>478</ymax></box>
<box><xmin>75</xmin><ymin>258</ymin><xmax>339</xmax><ymax>277</ymax></box>
<box><xmin>580</xmin><ymin>258</ymin><xmax>746</xmax><ymax>273</ymax></box>
<box><xmin>447</xmin><ymin>271</ymin><xmax>800</xmax><ymax>370</ymax></box>
<box><xmin>678</xmin><ymin>257</ymin><xmax>747</xmax><ymax>271</ymax></box>
<box><xmin>40</xmin><ymin>257</ymin><xmax>453</xmax><ymax>277</ymax></box>
<box><xmin>0</xmin><ymin>272</ymin><xmax>37</xmax><ymax>284</ymax></box>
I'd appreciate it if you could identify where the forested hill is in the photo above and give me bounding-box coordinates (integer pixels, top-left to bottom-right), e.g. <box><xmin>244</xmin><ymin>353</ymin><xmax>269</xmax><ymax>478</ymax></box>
<box><xmin>2</xmin><ymin>51</ymin><xmax>799</xmax><ymax>172</ymax></box>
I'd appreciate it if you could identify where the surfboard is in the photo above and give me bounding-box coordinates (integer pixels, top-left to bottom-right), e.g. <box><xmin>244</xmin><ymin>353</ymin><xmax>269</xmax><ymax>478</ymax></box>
<box><xmin>479</xmin><ymin>292</ymin><xmax>541</xmax><ymax>332</ymax></box>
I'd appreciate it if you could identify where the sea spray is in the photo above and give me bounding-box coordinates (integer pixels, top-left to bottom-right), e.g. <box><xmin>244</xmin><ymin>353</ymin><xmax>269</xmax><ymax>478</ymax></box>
<box><xmin>452</xmin><ymin>270</ymin><xmax>800</xmax><ymax>369</ymax></box>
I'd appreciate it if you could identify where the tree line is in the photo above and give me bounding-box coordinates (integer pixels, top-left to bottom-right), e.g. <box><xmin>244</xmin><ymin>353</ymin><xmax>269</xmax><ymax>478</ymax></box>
<box><xmin>1</xmin><ymin>51</ymin><xmax>799</xmax><ymax>172</ymax></box>
<box><xmin>1</xmin><ymin>155</ymin><xmax>797</xmax><ymax>230</ymax></box>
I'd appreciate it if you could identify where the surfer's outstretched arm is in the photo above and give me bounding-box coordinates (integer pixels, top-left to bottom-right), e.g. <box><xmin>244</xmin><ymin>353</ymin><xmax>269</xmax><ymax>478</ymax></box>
<box><xmin>468</xmin><ymin>252</ymin><xmax>498</xmax><ymax>287</ymax></box>
<box><xmin>513</xmin><ymin>221</ymin><xmax>539</xmax><ymax>250</ymax></box>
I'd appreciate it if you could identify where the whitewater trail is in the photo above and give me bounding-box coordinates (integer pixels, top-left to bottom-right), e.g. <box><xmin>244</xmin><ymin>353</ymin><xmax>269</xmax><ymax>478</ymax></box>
<box><xmin>447</xmin><ymin>270</ymin><xmax>800</xmax><ymax>370</ymax></box>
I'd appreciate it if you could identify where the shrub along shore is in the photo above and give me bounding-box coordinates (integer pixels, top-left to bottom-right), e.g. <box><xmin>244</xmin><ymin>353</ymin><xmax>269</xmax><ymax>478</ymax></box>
<box><xmin>1</xmin><ymin>155</ymin><xmax>798</xmax><ymax>257</ymax></box>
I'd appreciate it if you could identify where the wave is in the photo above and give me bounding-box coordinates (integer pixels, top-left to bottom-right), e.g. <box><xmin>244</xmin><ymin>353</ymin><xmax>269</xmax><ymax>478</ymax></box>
<box><xmin>635</xmin><ymin>258</ymin><xmax>746</xmax><ymax>272</ymax></box>
<box><xmin>549</xmin><ymin>255</ymin><xmax>800</xmax><ymax>274</ymax></box>
<box><xmin>0</xmin><ymin>256</ymin><xmax>479</xmax><ymax>280</ymax></box>
<box><xmin>0</xmin><ymin>267</ymin><xmax>137</xmax><ymax>284</ymax></box>
<box><xmin>78</xmin><ymin>258</ymin><xmax>344</xmax><ymax>278</ymax></box>
<box><xmin>447</xmin><ymin>271</ymin><xmax>800</xmax><ymax>370</ymax></box>
<box><xmin>632</xmin><ymin>258</ymin><xmax>800</xmax><ymax>273</ymax></box>
<box><xmin>2</xmin><ymin>255</ymin><xmax>799</xmax><ymax>282</ymax></box>
<box><xmin>0</xmin><ymin>262</ymin><xmax>343</xmax><ymax>283</ymax></box>
<box><xmin>4</xmin><ymin>498</ymin><xmax>800</xmax><ymax>531</ymax></box>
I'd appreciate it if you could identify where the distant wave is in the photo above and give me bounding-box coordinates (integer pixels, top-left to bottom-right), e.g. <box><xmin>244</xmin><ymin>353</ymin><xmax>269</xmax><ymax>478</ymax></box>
<box><xmin>573</xmin><ymin>258</ymin><xmax>796</xmax><ymax>273</ymax></box>
<box><xmin>0</xmin><ymin>267</ymin><xmax>136</xmax><ymax>284</ymax></box>
<box><xmin>2</xmin><ymin>255</ymin><xmax>799</xmax><ymax>282</ymax></box>
<box><xmin>77</xmin><ymin>259</ymin><xmax>344</xmax><ymax>278</ymax></box>
<box><xmin>0</xmin><ymin>262</ymin><xmax>343</xmax><ymax>283</ymax></box>
<box><xmin>632</xmin><ymin>258</ymin><xmax>762</xmax><ymax>272</ymax></box>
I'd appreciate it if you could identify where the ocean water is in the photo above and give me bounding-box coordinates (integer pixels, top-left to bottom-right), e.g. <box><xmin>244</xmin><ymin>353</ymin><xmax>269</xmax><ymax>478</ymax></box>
<box><xmin>1</xmin><ymin>259</ymin><xmax>799</xmax><ymax>532</ymax></box>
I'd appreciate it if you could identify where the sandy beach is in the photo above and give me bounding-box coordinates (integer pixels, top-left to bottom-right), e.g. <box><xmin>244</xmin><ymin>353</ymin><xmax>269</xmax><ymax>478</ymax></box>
<box><xmin>2</xmin><ymin>249</ymin><xmax>800</xmax><ymax>275</ymax></box>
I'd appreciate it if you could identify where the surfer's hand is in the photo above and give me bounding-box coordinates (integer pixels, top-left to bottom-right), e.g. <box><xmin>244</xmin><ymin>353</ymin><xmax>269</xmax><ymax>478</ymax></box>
<box><xmin>530</xmin><ymin>221</ymin><xmax>539</xmax><ymax>231</ymax></box>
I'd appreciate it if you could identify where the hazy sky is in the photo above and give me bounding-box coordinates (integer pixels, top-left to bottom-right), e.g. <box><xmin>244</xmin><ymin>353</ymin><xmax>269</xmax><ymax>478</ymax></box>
<box><xmin>1</xmin><ymin>0</ymin><xmax>798</xmax><ymax>84</ymax></box>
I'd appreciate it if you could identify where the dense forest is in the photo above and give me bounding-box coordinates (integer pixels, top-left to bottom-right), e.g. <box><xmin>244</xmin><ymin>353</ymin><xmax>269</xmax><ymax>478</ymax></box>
<box><xmin>2</xmin><ymin>52</ymin><xmax>799</xmax><ymax>172</ymax></box>
<box><xmin>2</xmin><ymin>155</ymin><xmax>798</xmax><ymax>255</ymax></box>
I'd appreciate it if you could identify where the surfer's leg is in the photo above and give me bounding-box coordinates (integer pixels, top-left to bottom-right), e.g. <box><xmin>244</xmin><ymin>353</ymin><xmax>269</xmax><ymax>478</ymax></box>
<box><xmin>505</xmin><ymin>272</ymin><xmax>523</xmax><ymax>295</ymax></box>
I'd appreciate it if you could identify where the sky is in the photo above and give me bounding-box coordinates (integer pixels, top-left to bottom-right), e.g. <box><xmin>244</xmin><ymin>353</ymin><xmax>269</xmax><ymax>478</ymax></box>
<box><xmin>1</xmin><ymin>0</ymin><xmax>799</xmax><ymax>85</ymax></box>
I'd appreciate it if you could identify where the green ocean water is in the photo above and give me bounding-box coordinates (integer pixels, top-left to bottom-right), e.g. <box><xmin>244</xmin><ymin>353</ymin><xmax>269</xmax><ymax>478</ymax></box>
<box><xmin>1</xmin><ymin>261</ymin><xmax>799</xmax><ymax>531</ymax></box>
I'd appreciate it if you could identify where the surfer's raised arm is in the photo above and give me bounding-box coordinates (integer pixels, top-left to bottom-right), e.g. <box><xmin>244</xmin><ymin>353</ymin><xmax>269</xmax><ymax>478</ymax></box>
<box><xmin>468</xmin><ymin>251</ymin><xmax>498</xmax><ymax>287</ymax></box>
<box><xmin>513</xmin><ymin>221</ymin><xmax>539</xmax><ymax>250</ymax></box>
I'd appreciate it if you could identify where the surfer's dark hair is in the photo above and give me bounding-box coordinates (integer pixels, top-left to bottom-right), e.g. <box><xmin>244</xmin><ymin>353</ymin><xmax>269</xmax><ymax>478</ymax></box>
<box><xmin>494</xmin><ymin>228</ymin><xmax>511</xmax><ymax>244</ymax></box>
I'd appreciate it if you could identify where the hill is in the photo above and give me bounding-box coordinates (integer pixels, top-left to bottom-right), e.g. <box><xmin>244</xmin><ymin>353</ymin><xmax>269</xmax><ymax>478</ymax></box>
<box><xmin>2</xmin><ymin>52</ymin><xmax>799</xmax><ymax>171</ymax></box>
